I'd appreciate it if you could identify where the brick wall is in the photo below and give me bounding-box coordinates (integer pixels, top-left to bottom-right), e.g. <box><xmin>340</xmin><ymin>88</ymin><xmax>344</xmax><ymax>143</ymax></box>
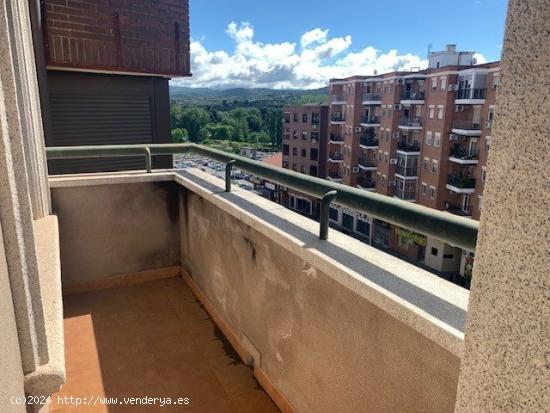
<box><xmin>42</xmin><ymin>0</ymin><xmax>190</xmax><ymax>77</ymax></box>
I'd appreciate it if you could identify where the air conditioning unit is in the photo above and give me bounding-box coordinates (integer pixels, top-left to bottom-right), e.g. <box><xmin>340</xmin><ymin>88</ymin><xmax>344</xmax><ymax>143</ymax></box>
<box><xmin>486</xmin><ymin>120</ymin><xmax>493</xmax><ymax>128</ymax></box>
<box><xmin>388</xmin><ymin>179</ymin><xmax>396</xmax><ymax>187</ymax></box>
<box><xmin>472</xmin><ymin>122</ymin><xmax>481</xmax><ymax>129</ymax></box>
<box><xmin>395</xmin><ymin>78</ymin><xmax>404</xmax><ymax>85</ymax></box>
<box><xmin>389</xmin><ymin>158</ymin><xmax>398</xmax><ymax>165</ymax></box>
<box><xmin>455</xmin><ymin>105</ymin><xmax>465</xmax><ymax>112</ymax></box>
<box><xmin>448</xmin><ymin>84</ymin><xmax>459</xmax><ymax>91</ymax></box>
<box><xmin>449</xmin><ymin>133</ymin><xmax>459</xmax><ymax>141</ymax></box>
<box><xmin>392</xmin><ymin>132</ymin><xmax>399</xmax><ymax>139</ymax></box>
<box><xmin>493</xmin><ymin>76</ymin><xmax>500</xmax><ymax>87</ymax></box>
<box><xmin>394</xmin><ymin>104</ymin><xmax>402</xmax><ymax>110</ymax></box>
<box><xmin>352</xmin><ymin>166</ymin><xmax>360</xmax><ymax>173</ymax></box>
<box><xmin>355</xmin><ymin>127</ymin><xmax>362</xmax><ymax>132</ymax></box>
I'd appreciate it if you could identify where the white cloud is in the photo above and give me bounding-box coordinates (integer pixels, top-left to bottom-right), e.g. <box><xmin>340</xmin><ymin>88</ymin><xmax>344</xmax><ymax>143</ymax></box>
<box><xmin>473</xmin><ymin>52</ymin><xmax>487</xmax><ymax>64</ymax></box>
<box><xmin>300</xmin><ymin>28</ymin><xmax>328</xmax><ymax>48</ymax></box>
<box><xmin>174</xmin><ymin>22</ymin><xmax>431</xmax><ymax>89</ymax></box>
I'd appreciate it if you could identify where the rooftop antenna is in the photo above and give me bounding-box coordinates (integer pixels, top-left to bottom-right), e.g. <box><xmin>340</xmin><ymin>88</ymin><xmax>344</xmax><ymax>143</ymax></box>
<box><xmin>427</xmin><ymin>43</ymin><xmax>433</xmax><ymax>57</ymax></box>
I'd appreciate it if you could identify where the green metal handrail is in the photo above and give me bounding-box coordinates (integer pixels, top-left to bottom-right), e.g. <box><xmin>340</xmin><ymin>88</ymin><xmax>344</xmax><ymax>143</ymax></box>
<box><xmin>45</xmin><ymin>143</ymin><xmax>479</xmax><ymax>251</ymax></box>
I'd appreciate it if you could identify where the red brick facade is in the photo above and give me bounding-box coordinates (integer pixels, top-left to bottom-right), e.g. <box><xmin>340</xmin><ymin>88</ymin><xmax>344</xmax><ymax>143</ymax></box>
<box><xmin>42</xmin><ymin>0</ymin><xmax>190</xmax><ymax>77</ymax></box>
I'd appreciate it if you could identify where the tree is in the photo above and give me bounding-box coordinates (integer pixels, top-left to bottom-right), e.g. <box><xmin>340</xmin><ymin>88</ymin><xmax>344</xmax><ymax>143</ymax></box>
<box><xmin>179</xmin><ymin>107</ymin><xmax>211</xmax><ymax>142</ymax></box>
<box><xmin>171</xmin><ymin>128</ymin><xmax>188</xmax><ymax>143</ymax></box>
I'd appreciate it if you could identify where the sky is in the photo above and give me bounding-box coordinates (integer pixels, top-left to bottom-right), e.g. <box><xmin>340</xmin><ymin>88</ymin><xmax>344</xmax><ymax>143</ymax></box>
<box><xmin>173</xmin><ymin>0</ymin><xmax>508</xmax><ymax>89</ymax></box>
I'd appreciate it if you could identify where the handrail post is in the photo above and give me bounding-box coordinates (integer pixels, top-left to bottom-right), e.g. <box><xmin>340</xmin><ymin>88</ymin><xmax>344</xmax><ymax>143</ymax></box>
<box><xmin>144</xmin><ymin>147</ymin><xmax>152</xmax><ymax>173</ymax></box>
<box><xmin>319</xmin><ymin>190</ymin><xmax>338</xmax><ymax>240</ymax></box>
<box><xmin>225</xmin><ymin>160</ymin><xmax>236</xmax><ymax>192</ymax></box>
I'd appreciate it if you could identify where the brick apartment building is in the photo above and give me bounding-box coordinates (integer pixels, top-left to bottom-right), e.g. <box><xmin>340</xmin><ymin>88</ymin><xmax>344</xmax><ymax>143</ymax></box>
<box><xmin>281</xmin><ymin>45</ymin><xmax>499</xmax><ymax>278</ymax></box>
<box><xmin>30</xmin><ymin>0</ymin><xmax>190</xmax><ymax>173</ymax></box>
<box><xmin>281</xmin><ymin>104</ymin><xmax>329</xmax><ymax>217</ymax></box>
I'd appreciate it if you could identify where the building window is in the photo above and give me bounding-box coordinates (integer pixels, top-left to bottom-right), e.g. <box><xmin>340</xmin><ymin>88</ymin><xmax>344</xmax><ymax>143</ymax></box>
<box><xmin>434</xmin><ymin>132</ymin><xmax>441</xmax><ymax>147</ymax></box>
<box><xmin>293</xmin><ymin>113</ymin><xmax>298</xmax><ymax>122</ymax></box>
<box><xmin>423</xmin><ymin>157</ymin><xmax>429</xmax><ymax>170</ymax></box>
<box><xmin>309</xmin><ymin>165</ymin><xmax>318</xmax><ymax>176</ymax></box>
<box><xmin>437</xmin><ymin>106</ymin><xmax>444</xmax><ymax>120</ymax></box>
<box><xmin>425</xmin><ymin>131</ymin><xmax>433</xmax><ymax>146</ymax></box>
<box><xmin>481</xmin><ymin>166</ymin><xmax>487</xmax><ymax>182</ymax></box>
<box><xmin>283</xmin><ymin>145</ymin><xmax>289</xmax><ymax>155</ymax></box>
<box><xmin>302</xmin><ymin>131</ymin><xmax>307</xmax><ymax>140</ymax></box>
<box><xmin>431</xmin><ymin>78</ymin><xmax>437</xmax><ymax>91</ymax></box>
<box><xmin>431</xmin><ymin>247</ymin><xmax>438</xmax><ymax>256</ymax></box>
<box><xmin>429</xmin><ymin>186</ymin><xmax>436</xmax><ymax>198</ymax></box>
<box><xmin>300</xmin><ymin>165</ymin><xmax>305</xmax><ymax>174</ymax></box>
<box><xmin>329</xmin><ymin>207</ymin><xmax>338</xmax><ymax>221</ymax></box>
<box><xmin>356</xmin><ymin>219</ymin><xmax>370</xmax><ymax>237</ymax></box>
<box><xmin>312</xmin><ymin>112</ymin><xmax>319</xmax><ymax>124</ymax></box>
<box><xmin>432</xmin><ymin>160</ymin><xmax>438</xmax><ymax>173</ymax></box>
<box><xmin>292</xmin><ymin>147</ymin><xmax>298</xmax><ymax>156</ymax></box>
<box><xmin>485</xmin><ymin>136</ymin><xmax>492</xmax><ymax>150</ymax></box>
<box><xmin>302</xmin><ymin>113</ymin><xmax>308</xmax><ymax>123</ymax></box>
<box><xmin>310</xmin><ymin>148</ymin><xmax>318</xmax><ymax>161</ymax></box>
<box><xmin>301</xmin><ymin>149</ymin><xmax>306</xmax><ymax>157</ymax></box>
<box><xmin>440</xmin><ymin>76</ymin><xmax>447</xmax><ymax>91</ymax></box>
<box><xmin>429</xmin><ymin>106</ymin><xmax>435</xmax><ymax>119</ymax></box>
<box><xmin>421</xmin><ymin>182</ymin><xmax>427</xmax><ymax>196</ymax></box>
<box><xmin>478</xmin><ymin>195</ymin><xmax>483</xmax><ymax>210</ymax></box>
<box><xmin>293</xmin><ymin>130</ymin><xmax>298</xmax><ymax>139</ymax></box>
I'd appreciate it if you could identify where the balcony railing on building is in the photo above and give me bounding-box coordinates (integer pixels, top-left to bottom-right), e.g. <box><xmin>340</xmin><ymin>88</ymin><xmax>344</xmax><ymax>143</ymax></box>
<box><xmin>328</xmin><ymin>152</ymin><xmax>343</xmax><ymax>161</ymax></box>
<box><xmin>360</xmin><ymin>135</ymin><xmax>379</xmax><ymax>148</ymax></box>
<box><xmin>358</xmin><ymin>157</ymin><xmax>377</xmax><ymax>169</ymax></box>
<box><xmin>449</xmin><ymin>145</ymin><xmax>479</xmax><ymax>161</ymax></box>
<box><xmin>397</xmin><ymin>141</ymin><xmax>421</xmax><ymax>152</ymax></box>
<box><xmin>452</xmin><ymin>119</ymin><xmax>483</xmax><ymax>131</ymax></box>
<box><xmin>362</xmin><ymin>92</ymin><xmax>381</xmax><ymax>103</ymax></box>
<box><xmin>395</xmin><ymin>187</ymin><xmax>417</xmax><ymax>201</ymax></box>
<box><xmin>327</xmin><ymin>170</ymin><xmax>343</xmax><ymax>181</ymax></box>
<box><xmin>329</xmin><ymin>133</ymin><xmax>344</xmax><ymax>144</ymax></box>
<box><xmin>331</xmin><ymin>114</ymin><xmax>346</xmax><ymax>122</ymax></box>
<box><xmin>357</xmin><ymin>176</ymin><xmax>376</xmax><ymax>190</ymax></box>
<box><xmin>445</xmin><ymin>203</ymin><xmax>473</xmax><ymax>217</ymax></box>
<box><xmin>401</xmin><ymin>91</ymin><xmax>425</xmax><ymax>101</ymax></box>
<box><xmin>396</xmin><ymin>164</ymin><xmax>418</xmax><ymax>177</ymax></box>
<box><xmin>361</xmin><ymin>116</ymin><xmax>379</xmax><ymax>125</ymax></box>
<box><xmin>447</xmin><ymin>174</ymin><xmax>476</xmax><ymax>189</ymax></box>
<box><xmin>456</xmin><ymin>88</ymin><xmax>486</xmax><ymax>100</ymax></box>
<box><xmin>398</xmin><ymin>116</ymin><xmax>423</xmax><ymax>128</ymax></box>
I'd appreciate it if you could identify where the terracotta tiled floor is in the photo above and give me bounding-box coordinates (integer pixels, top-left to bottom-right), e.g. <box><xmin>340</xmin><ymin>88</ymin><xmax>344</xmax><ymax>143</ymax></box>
<box><xmin>52</xmin><ymin>277</ymin><xmax>280</xmax><ymax>413</ymax></box>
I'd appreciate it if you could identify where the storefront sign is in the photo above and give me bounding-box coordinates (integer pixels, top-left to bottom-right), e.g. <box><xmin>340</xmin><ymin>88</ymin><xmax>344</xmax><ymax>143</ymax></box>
<box><xmin>395</xmin><ymin>227</ymin><xmax>427</xmax><ymax>246</ymax></box>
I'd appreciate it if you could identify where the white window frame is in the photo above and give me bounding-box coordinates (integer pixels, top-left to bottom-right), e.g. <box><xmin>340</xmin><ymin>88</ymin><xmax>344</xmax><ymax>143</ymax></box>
<box><xmin>425</xmin><ymin>131</ymin><xmax>433</xmax><ymax>146</ymax></box>
<box><xmin>434</xmin><ymin>132</ymin><xmax>441</xmax><ymax>147</ymax></box>
<box><xmin>421</xmin><ymin>182</ymin><xmax>427</xmax><ymax>196</ymax></box>
<box><xmin>432</xmin><ymin>160</ymin><xmax>439</xmax><ymax>173</ymax></box>
<box><xmin>428</xmin><ymin>106</ymin><xmax>435</xmax><ymax>119</ymax></box>
<box><xmin>437</xmin><ymin>105</ymin><xmax>444</xmax><ymax>120</ymax></box>
<box><xmin>429</xmin><ymin>185</ymin><xmax>436</xmax><ymax>199</ymax></box>
<box><xmin>440</xmin><ymin>76</ymin><xmax>447</xmax><ymax>91</ymax></box>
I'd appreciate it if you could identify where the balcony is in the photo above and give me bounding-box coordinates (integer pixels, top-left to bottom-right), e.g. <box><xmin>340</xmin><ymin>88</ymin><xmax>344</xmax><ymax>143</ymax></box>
<box><xmin>331</xmin><ymin>94</ymin><xmax>347</xmax><ymax>104</ymax></box>
<box><xmin>329</xmin><ymin>134</ymin><xmax>344</xmax><ymax>144</ymax></box>
<box><xmin>360</xmin><ymin>116</ymin><xmax>380</xmax><ymax>127</ymax></box>
<box><xmin>449</xmin><ymin>146</ymin><xmax>479</xmax><ymax>165</ymax></box>
<box><xmin>35</xmin><ymin>143</ymin><xmax>480</xmax><ymax>413</ymax></box>
<box><xmin>447</xmin><ymin>175</ymin><xmax>476</xmax><ymax>193</ymax></box>
<box><xmin>451</xmin><ymin>119</ymin><xmax>483</xmax><ymax>136</ymax></box>
<box><xmin>397</xmin><ymin>141</ymin><xmax>421</xmax><ymax>154</ymax></box>
<box><xmin>330</xmin><ymin>114</ymin><xmax>346</xmax><ymax>124</ymax></box>
<box><xmin>395</xmin><ymin>187</ymin><xmax>417</xmax><ymax>201</ymax></box>
<box><xmin>328</xmin><ymin>151</ymin><xmax>344</xmax><ymax>162</ymax></box>
<box><xmin>455</xmin><ymin>88</ymin><xmax>486</xmax><ymax>104</ymax></box>
<box><xmin>361</xmin><ymin>93</ymin><xmax>382</xmax><ymax>105</ymax></box>
<box><xmin>360</xmin><ymin>135</ymin><xmax>379</xmax><ymax>149</ymax></box>
<box><xmin>357</xmin><ymin>176</ymin><xmax>376</xmax><ymax>191</ymax></box>
<box><xmin>327</xmin><ymin>171</ymin><xmax>343</xmax><ymax>182</ymax></box>
<box><xmin>400</xmin><ymin>91</ymin><xmax>425</xmax><ymax>104</ymax></box>
<box><xmin>396</xmin><ymin>165</ymin><xmax>419</xmax><ymax>178</ymax></box>
<box><xmin>445</xmin><ymin>204</ymin><xmax>473</xmax><ymax>218</ymax></box>
<box><xmin>398</xmin><ymin>116</ymin><xmax>423</xmax><ymax>130</ymax></box>
<box><xmin>358</xmin><ymin>157</ymin><xmax>377</xmax><ymax>171</ymax></box>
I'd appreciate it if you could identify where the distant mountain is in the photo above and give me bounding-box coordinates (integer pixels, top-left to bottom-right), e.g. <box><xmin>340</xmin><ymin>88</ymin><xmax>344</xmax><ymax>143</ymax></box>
<box><xmin>169</xmin><ymin>86</ymin><xmax>328</xmax><ymax>107</ymax></box>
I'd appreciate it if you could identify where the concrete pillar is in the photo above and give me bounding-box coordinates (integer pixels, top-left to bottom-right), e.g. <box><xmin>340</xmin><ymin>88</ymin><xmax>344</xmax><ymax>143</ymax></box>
<box><xmin>454</xmin><ymin>1</ymin><xmax>550</xmax><ymax>411</ymax></box>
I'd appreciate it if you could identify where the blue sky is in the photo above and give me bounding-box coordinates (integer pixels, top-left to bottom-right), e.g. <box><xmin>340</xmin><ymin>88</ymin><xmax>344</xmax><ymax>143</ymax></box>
<box><xmin>175</xmin><ymin>0</ymin><xmax>508</xmax><ymax>89</ymax></box>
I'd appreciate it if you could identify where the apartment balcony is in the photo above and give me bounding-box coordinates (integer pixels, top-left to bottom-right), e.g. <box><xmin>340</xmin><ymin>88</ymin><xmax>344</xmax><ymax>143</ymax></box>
<box><xmin>358</xmin><ymin>157</ymin><xmax>377</xmax><ymax>171</ymax></box>
<box><xmin>327</xmin><ymin>171</ymin><xmax>343</xmax><ymax>182</ymax></box>
<box><xmin>397</xmin><ymin>141</ymin><xmax>421</xmax><ymax>154</ymax></box>
<box><xmin>455</xmin><ymin>88</ymin><xmax>486</xmax><ymax>104</ymax></box>
<box><xmin>445</xmin><ymin>204</ymin><xmax>473</xmax><ymax>218</ymax></box>
<box><xmin>449</xmin><ymin>146</ymin><xmax>479</xmax><ymax>165</ymax></box>
<box><xmin>395</xmin><ymin>165</ymin><xmax>419</xmax><ymax>178</ymax></box>
<box><xmin>400</xmin><ymin>91</ymin><xmax>425</xmax><ymax>104</ymax></box>
<box><xmin>356</xmin><ymin>176</ymin><xmax>376</xmax><ymax>191</ymax></box>
<box><xmin>447</xmin><ymin>175</ymin><xmax>476</xmax><ymax>194</ymax></box>
<box><xmin>451</xmin><ymin>119</ymin><xmax>483</xmax><ymax>136</ymax></box>
<box><xmin>361</xmin><ymin>93</ymin><xmax>382</xmax><ymax>105</ymax></box>
<box><xmin>330</xmin><ymin>114</ymin><xmax>346</xmax><ymax>124</ymax></box>
<box><xmin>329</xmin><ymin>134</ymin><xmax>345</xmax><ymax>145</ymax></box>
<box><xmin>360</xmin><ymin>135</ymin><xmax>379</xmax><ymax>149</ymax></box>
<box><xmin>331</xmin><ymin>94</ymin><xmax>347</xmax><ymax>104</ymax></box>
<box><xmin>360</xmin><ymin>116</ymin><xmax>380</xmax><ymax>127</ymax></box>
<box><xmin>398</xmin><ymin>116</ymin><xmax>423</xmax><ymax>130</ymax></box>
<box><xmin>395</xmin><ymin>187</ymin><xmax>417</xmax><ymax>201</ymax></box>
<box><xmin>328</xmin><ymin>151</ymin><xmax>344</xmax><ymax>162</ymax></box>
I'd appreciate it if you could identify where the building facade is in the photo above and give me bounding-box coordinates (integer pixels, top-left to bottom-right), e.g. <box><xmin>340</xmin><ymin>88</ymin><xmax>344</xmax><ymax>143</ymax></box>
<box><xmin>281</xmin><ymin>104</ymin><xmax>329</xmax><ymax>217</ymax></box>
<box><xmin>325</xmin><ymin>45</ymin><xmax>499</xmax><ymax>279</ymax></box>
